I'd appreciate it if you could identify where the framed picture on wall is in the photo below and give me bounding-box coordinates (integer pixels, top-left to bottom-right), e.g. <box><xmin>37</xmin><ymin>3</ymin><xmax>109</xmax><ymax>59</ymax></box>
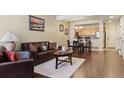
<box><xmin>29</xmin><ymin>15</ymin><xmax>45</xmax><ymax>31</ymax></box>
<box><xmin>65</xmin><ymin>28</ymin><xmax>68</xmax><ymax>35</ymax></box>
<box><xmin>59</xmin><ymin>24</ymin><xmax>64</xmax><ymax>32</ymax></box>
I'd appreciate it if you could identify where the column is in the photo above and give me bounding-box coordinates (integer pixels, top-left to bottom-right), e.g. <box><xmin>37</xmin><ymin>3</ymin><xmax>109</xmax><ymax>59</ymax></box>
<box><xmin>99</xmin><ymin>21</ymin><xmax>104</xmax><ymax>51</ymax></box>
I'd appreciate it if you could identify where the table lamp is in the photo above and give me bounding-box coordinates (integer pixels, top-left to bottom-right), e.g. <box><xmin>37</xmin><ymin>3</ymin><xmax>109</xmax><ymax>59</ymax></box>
<box><xmin>0</xmin><ymin>31</ymin><xmax>19</xmax><ymax>51</ymax></box>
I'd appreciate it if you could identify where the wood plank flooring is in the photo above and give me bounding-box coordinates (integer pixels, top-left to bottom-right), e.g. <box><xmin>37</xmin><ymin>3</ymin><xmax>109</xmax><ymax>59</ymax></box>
<box><xmin>72</xmin><ymin>49</ymin><xmax>124</xmax><ymax>78</ymax></box>
<box><xmin>34</xmin><ymin>49</ymin><xmax>124</xmax><ymax>78</ymax></box>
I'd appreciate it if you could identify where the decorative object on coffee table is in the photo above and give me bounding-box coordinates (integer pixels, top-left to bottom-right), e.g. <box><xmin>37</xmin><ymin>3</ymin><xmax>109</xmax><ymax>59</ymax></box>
<box><xmin>53</xmin><ymin>50</ymin><xmax>73</xmax><ymax>69</ymax></box>
<box><xmin>0</xmin><ymin>31</ymin><xmax>19</xmax><ymax>51</ymax></box>
<box><xmin>58</xmin><ymin>46</ymin><xmax>62</xmax><ymax>50</ymax></box>
<box><xmin>29</xmin><ymin>15</ymin><xmax>45</xmax><ymax>31</ymax></box>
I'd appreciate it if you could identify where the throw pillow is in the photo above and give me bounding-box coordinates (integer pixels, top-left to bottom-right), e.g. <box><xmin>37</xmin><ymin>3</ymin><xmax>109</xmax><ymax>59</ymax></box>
<box><xmin>6</xmin><ymin>51</ymin><xmax>20</xmax><ymax>62</ymax></box>
<box><xmin>29</xmin><ymin>44</ymin><xmax>37</xmax><ymax>52</ymax></box>
<box><xmin>42</xmin><ymin>45</ymin><xmax>47</xmax><ymax>51</ymax></box>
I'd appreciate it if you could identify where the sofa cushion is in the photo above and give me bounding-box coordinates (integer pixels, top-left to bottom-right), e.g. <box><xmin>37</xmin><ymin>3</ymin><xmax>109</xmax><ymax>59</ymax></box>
<box><xmin>48</xmin><ymin>42</ymin><xmax>56</xmax><ymax>50</ymax></box>
<box><xmin>0</xmin><ymin>46</ymin><xmax>10</xmax><ymax>63</ymax></box>
<box><xmin>35</xmin><ymin>43</ymin><xmax>42</xmax><ymax>52</ymax></box>
<box><xmin>38</xmin><ymin>50</ymin><xmax>55</xmax><ymax>56</ymax></box>
<box><xmin>0</xmin><ymin>53</ymin><xmax>5</xmax><ymax>62</ymax></box>
<box><xmin>37</xmin><ymin>47</ymin><xmax>41</xmax><ymax>52</ymax></box>
<box><xmin>21</xmin><ymin>44</ymin><xmax>29</xmax><ymax>51</ymax></box>
<box><xmin>0</xmin><ymin>52</ymin><xmax>11</xmax><ymax>62</ymax></box>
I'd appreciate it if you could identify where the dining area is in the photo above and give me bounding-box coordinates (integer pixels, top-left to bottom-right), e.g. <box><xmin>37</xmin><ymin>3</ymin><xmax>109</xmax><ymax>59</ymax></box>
<box><xmin>67</xmin><ymin>36</ymin><xmax>92</xmax><ymax>54</ymax></box>
<box><xmin>67</xmin><ymin>23</ymin><xmax>101</xmax><ymax>54</ymax></box>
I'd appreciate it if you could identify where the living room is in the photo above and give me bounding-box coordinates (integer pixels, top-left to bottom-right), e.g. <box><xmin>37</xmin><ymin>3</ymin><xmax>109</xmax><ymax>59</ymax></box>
<box><xmin>1</xmin><ymin>15</ymin><xmax>124</xmax><ymax>78</ymax></box>
<box><xmin>0</xmin><ymin>15</ymin><xmax>84</xmax><ymax>78</ymax></box>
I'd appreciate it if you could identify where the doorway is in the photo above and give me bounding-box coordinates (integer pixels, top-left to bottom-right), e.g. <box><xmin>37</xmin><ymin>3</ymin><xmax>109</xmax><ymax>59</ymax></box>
<box><xmin>106</xmin><ymin>22</ymin><xmax>117</xmax><ymax>49</ymax></box>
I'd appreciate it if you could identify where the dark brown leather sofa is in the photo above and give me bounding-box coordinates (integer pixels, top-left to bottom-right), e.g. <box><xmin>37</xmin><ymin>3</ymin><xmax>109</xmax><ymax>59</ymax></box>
<box><xmin>21</xmin><ymin>41</ymin><xmax>56</xmax><ymax>66</ymax></box>
<box><xmin>0</xmin><ymin>59</ymin><xmax>34</xmax><ymax>78</ymax></box>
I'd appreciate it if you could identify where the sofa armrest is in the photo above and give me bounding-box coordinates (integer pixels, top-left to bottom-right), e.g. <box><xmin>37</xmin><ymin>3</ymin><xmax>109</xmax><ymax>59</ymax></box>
<box><xmin>0</xmin><ymin>59</ymin><xmax>33</xmax><ymax>66</ymax></box>
<box><xmin>0</xmin><ymin>58</ymin><xmax>34</xmax><ymax>78</ymax></box>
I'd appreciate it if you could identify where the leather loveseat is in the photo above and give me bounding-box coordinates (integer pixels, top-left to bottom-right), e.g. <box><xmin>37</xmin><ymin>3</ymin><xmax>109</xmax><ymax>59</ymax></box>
<box><xmin>0</xmin><ymin>58</ymin><xmax>34</xmax><ymax>78</ymax></box>
<box><xmin>0</xmin><ymin>46</ymin><xmax>34</xmax><ymax>78</ymax></box>
<box><xmin>21</xmin><ymin>41</ymin><xmax>56</xmax><ymax>66</ymax></box>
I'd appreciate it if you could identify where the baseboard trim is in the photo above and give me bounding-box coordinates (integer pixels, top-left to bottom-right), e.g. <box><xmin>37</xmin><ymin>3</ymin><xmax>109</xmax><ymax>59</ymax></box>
<box><xmin>92</xmin><ymin>48</ymin><xmax>105</xmax><ymax>51</ymax></box>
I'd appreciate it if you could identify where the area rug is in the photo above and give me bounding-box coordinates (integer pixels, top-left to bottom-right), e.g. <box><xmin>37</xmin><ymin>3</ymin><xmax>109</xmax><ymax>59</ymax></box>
<box><xmin>34</xmin><ymin>57</ymin><xmax>85</xmax><ymax>78</ymax></box>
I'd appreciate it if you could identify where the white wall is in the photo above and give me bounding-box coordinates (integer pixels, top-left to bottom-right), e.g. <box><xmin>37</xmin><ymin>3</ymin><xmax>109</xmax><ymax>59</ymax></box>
<box><xmin>0</xmin><ymin>15</ymin><xmax>68</xmax><ymax>49</ymax></box>
<box><xmin>116</xmin><ymin>22</ymin><xmax>121</xmax><ymax>51</ymax></box>
<box><xmin>117</xmin><ymin>16</ymin><xmax>124</xmax><ymax>58</ymax></box>
<box><xmin>56</xmin><ymin>21</ymin><xmax>69</xmax><ymax>47</ymax></box>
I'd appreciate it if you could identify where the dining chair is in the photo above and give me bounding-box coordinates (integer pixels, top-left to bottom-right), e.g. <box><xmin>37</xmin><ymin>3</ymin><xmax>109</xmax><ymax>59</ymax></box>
<box><xmin>58</xmin><ymin>46</ymin><xmax>62</xmax><ymax>50</ymax></box>
<box><xmin>73</xmin><ymin>41</ymin><xmax>81</xmax><ymax>53</ymax></box>
<box><xmin>78</xmin><ymin>40</ymin><xmax>85</xmax><ymax>54</ymax></box>
<box><xmin>67</xmin><ymin>40</ymin><xmax>73</xmax><ymax>48</ymax></box>
<box><xmin>84</xmin><ymin>37</ymin><xmax>92</xmax><ymax>53</ymax></box>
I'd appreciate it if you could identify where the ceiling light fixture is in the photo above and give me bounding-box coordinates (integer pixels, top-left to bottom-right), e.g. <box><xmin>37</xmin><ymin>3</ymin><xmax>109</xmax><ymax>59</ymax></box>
<box><xmin>108</xmin><ymin>20</ymin><xmax>112</xmax><ymax>23</ymax></box>
<box><xmin>109</xmin><ymin>16</ymin><xmax>114</xmax><ymax>19</ymax></box>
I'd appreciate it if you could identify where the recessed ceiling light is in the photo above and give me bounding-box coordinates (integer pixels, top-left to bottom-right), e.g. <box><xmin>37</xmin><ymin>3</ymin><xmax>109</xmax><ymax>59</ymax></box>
<box><xmin>108</xmin><ymin>20</ymin><xmax>112</xmax><ymax>23</ymax></box>
<box><xmin>109</xmin><ymin>16</ymin><xmax>114</xmax><ymax>19</ymax></box>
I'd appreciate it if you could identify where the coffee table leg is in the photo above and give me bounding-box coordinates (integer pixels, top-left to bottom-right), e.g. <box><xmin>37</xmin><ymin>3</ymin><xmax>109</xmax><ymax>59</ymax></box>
<box><xmin>56</xmin><ymin>57</ymin><xmax>58</xmax><ymax>69</ymax></box>
<box><xmin>70</xmin><ymin>55</ymin><xmax>72</xmax><ymax>65</ymax></box>
<box><xmin>68</xmin><ymin>55</ymin><xmax>72</xmax><ymax>65</ymax></box>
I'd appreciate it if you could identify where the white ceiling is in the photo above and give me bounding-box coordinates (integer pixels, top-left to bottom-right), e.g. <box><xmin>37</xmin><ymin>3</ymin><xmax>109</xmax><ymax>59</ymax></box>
<box><xmin>56</xmin><ymin>15</ymin><xmax>121</xmax><ymax>22</ymax></box>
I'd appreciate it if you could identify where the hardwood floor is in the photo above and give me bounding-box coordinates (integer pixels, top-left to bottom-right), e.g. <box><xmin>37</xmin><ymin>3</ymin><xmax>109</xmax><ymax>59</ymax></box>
<box><xmin>72</xmin><ymin>49</ymin><xmax>124</xmax><ymax>78</ymax></box>
<box><xmin>34</xmin><ymin>49</ymin><xmax>124</xmax><ymax>78</ymax></box>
